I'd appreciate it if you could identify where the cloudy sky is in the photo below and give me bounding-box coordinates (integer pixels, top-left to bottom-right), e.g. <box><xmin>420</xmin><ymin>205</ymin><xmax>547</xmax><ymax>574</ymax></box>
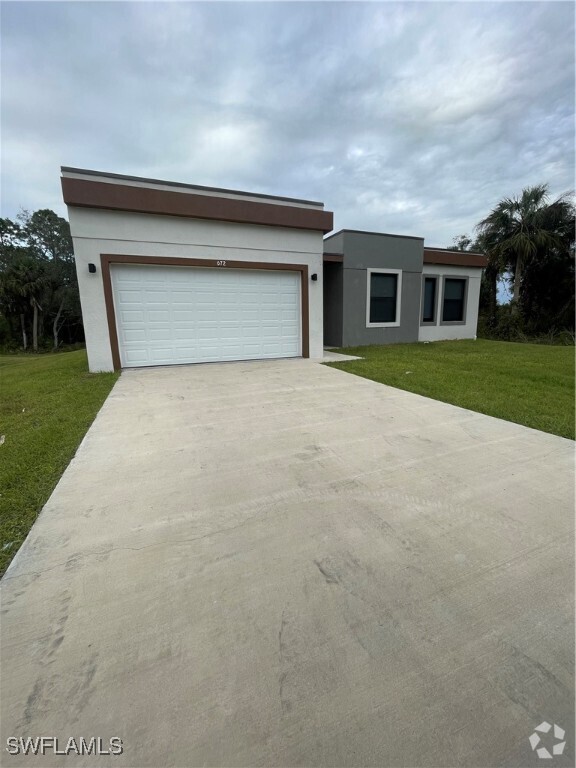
<box><xmin>1</xmin><ymin>1</ymin><xmax>574</xmax><ymax>247</ymax></box>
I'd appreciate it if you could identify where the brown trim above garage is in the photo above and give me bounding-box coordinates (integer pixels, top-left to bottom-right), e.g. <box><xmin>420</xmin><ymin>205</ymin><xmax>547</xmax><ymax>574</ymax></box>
<box><xmin>100</xmin><ymin>254</ymin><xmax>310</xmax><ymax>371</ymax></box>
<box><xmin>63</xmin><ymin>177</ymin><xmax>333</xmax><ymax>233</ymax></box>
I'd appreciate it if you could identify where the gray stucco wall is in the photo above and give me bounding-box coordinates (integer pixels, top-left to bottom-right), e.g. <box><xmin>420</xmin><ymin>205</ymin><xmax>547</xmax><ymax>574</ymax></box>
<box><xmin>323</xmin><ymin>231</ymin><xmax>344</xmax><ymax>254</ymax></box>
<box><xmin>339</xmin><ymin>231</ymin><xmax>424</xmax><ymax>347</ymax></box>
<box><xmin>341</xmin><ymin>269</ymin><xmax>421</xmax><ymax>346</ymax></box>
<box><xmin>323</xmin><ymin>262</ymin><xmax>343</xmax><ymax>347</ymax></box>
<box><xmin>340</xmin><ymin>230</ymin><xmax>423</xmax><ymax>271</ymax></box>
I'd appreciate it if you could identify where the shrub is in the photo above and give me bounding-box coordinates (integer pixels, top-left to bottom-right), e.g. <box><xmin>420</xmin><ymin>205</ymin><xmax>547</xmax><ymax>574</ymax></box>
<box><xmin>477</xmin><ymin>306</ymin><xmax>574</xmax><ymax>345</ymax></box>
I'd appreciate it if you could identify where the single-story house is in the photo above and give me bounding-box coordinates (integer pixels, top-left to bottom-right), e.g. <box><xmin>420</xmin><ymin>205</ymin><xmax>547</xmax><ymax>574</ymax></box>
<box><xmin>62</xmin><ymin>168</ymin><xmax>487</xmax><ymax>372</ymax></box>
<box><xmin>323</xmin><ymin>230</ymin><xmax>487</xmax><ymax>347</ymax></box>
<box><xmin>61</xmin><ymin>167</ymin><xmax>333</xmax><ymax>372</ymax></box>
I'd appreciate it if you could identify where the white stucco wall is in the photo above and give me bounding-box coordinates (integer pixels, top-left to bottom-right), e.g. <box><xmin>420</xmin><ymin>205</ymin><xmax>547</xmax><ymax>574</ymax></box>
<box><xmin>418</xmin><ymin>264</ymin><xmax>483</xmax><ymax>342</ymax></box>
<box><xmin>68</xmin><ymin>207</ymin><xmax>324</xmax><ymax>371</ymax></box>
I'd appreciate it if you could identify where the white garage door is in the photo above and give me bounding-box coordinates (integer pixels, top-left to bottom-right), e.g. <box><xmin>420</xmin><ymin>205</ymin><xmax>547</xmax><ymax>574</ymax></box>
<box><xmin>111</xmin><ymin>264</ymin><xmax>301</xmax><ymax>367</ymax></box>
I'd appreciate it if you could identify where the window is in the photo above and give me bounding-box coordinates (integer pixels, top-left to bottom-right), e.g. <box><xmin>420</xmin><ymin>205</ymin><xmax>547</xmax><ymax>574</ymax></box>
<box><xmin>422</xmin><ymin>277</ymin><xmax>437</xmax><ymax>324</ymax></box>
<box><xmin>366</xmin><ymin>269</ymin><xmax>401</xmax><ymax>326</ymax></box>
<box><xmin>442</xmin><ymin>278</ymin><xmax>467</xmax><ymax>322</ymax></box>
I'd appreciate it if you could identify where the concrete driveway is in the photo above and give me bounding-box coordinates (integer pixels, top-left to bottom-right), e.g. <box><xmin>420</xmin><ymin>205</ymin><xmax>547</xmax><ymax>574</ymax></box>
<box><xmin>1</xmin><ymin>359</ymin><xmax>574</xmax><ymax>768</ymax></box>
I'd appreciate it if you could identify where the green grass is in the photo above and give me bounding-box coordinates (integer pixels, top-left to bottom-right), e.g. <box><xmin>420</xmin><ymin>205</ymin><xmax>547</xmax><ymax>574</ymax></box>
<box><xmin>326</xmin><ymin>339</ymin><xmax>575</xmax><ymax>440</ymax></box>
<box><xmin>0</xmin><ymin>350</ymin><xmax>119</xmax><ymax>575</ymax></box>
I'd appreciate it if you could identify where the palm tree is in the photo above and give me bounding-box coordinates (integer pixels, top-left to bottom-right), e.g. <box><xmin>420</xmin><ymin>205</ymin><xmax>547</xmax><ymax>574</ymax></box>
<box><xmin>476</xmin><ymin>184</ymin><xmax>574</xmax><ymax>310</ymax></box>
<box><xmin>0</xmin><ymin>256</ymin><xmax>48</xmax><ymax>350</ymax></box>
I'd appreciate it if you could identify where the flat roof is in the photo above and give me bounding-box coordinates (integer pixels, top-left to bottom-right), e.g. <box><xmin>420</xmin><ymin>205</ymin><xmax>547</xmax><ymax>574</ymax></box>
<box><xmin>324</xmin><ymin>228</ymin><xmax>425</xmax><ymax>242</ymax></box>
<box><xmin>61</xmin><ymin>166</ymin><xmax>324</xmax><ymax>208</ymax></box>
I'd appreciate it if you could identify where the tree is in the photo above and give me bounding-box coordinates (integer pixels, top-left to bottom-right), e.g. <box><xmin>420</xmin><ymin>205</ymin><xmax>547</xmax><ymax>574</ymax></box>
<box><xmin>44</xmin><ymin>257</ymin><xmax>81</xmax><ymax>350</ymax></box>
<box><xmin>0</xmin><ymin>218</ymin><xmax>27</xmax><ymax>268</ymax></box>
<box><xmin>20</xmin><ymin>209</ymin><xmax>74</xmax><ymax>264</ymax></box>
<box><xmin>450</xmin><ymin>184</ymin><xmax>575</xmax><ymax>339</ymax></box>
<box><xmin>448</xmin><ymin>234</ymin><xmax>475</xmax><ymax>252</ymax></box>
<box><xmin>0</xmin><ymin>209</ymin><xmax>83</xmax><ymax>351</ymax></box>
<box><xmin>0</xmin><ymin>256</ymin><xmax>48</xmax><ymax>350</ymax></box>
<box><xmin>476</xmin><ymin>185</ymin><xmax>575</xmax><ymax>312</ymax></box>
<box><xmin>21</xmin><ymin>210</ymin><xmax>79</xmax><ymax>349</ymax></box>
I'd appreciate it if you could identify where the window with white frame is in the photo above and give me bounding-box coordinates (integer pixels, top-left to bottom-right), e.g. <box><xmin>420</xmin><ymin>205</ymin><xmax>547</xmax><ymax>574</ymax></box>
<box><xmin>441</xmin><ymin>277</ymin><xmax>467</xmax><ymax>323</ymax></box>
<box><xmin>421</xmin><ymin>276</ymin><xmax>438</xmax><ymax>324</ymax></box>
<box><xmin>366</xmin><ymin>269</ymin><xmax>402</xmax><ymax>327</ymax></box>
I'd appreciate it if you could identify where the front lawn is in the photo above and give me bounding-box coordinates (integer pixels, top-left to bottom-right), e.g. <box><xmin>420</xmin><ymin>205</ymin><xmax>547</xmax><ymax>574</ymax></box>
<box><xmin>326</xmin><ymin>339</ymin><xmax>574</xmax><ymax>440</ymax></box>
<box><xmin>0</xmin><ymin>350</ymin><xmax>119</xmax><ymax>575</ymax></box>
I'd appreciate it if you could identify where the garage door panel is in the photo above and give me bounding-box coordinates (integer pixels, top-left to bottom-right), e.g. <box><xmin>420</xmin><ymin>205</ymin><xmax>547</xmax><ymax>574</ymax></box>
<box><xmin>150</xmin><ymin>351</ymin><xmax>175</xmax><ymax>364</ymax></box>
<box><xmin>219</xmin><ymin>331</ymin><xmax>244</xmax><ymax>342</ymax></box>
<box><xmin>173</xmin><ymin>336</ymin><xmax>200</xmax><ymax>347</ymax></box>
<box><xmin>261</xmin><ymin>325</ymin><xmax>283</xmax><ymax>337</ymax></box>
<box><xmin>243</xmin><ymin>325</ymin><xmax>266</xmax><ymax>338</ymax></box>
<box><xmin>172</xmin><ymin>327</ymin><xmax>197</xmax><ymax>339</ymax></box>
<box><xmin>172</xmin><ymin>310</ymin><xmax>197</xmax><ymax>322</ymax></box>
<box><xmin>144</xmin><ymin>290</ymin><xmax>170</xmax><ymax>302</ymax></box>
<box><xmin>175</xmin><ymin>349</ymin><xmax>198</xmax><ymax>361</ymax></box>
<box><xmin>240</xmin><ymin>342</ymin><xmax>261</xmax><ymax>353</ymax></box>
<box><xmin>147</xmin><ymin>310</ymin><xmax>171</xmax><ymax>323</ymax></box>
<box><xmin>239</xmin><ymin>311</ymin><xmax>259</xmax><ymax>322</ymax></box>
<box><xmin>119</xmin><ymin>310</ymin><xmax>145</xmax><ymax>323</ymax></box>
<box><xmin>196</xmin><ymin>327</ymin><xmax>221</xmax><ymax>340</ymax></box>
<box><xmin>123</xmin><ymin>329</ymin><xmax>148</xmax><ymax>343</ymax></box>
<box><xmin>197</xmin><ymin>346</ymin><xmax>222</xmax><ymax>359</ymax></box>
<box><xmin>171</xmin><ymin>292</ymin><xmax>196</xmax><ymax>303</ymax></box>
<box><xmin>220</xmin><ymin>310</ymin><xmax>241</xmax><ymax>321</ymax></box>
<box><xmin>149</xmin><ymin>329</ymin><xmax>173</xmax><ymax>342</ymax></box>
<box><xmin>262</xmin><ymin>309</ymin><xmax>282</xmax><ymax>322</ymax></box>
<box><xmin>196</xmin><ymin>306</ymin><xmax>218</xmax><ymax>316</ymax></box>
<box><xmin>112</xmin><ymin>264</ymin><xmax>301</xmax><ymax>367</ymax></box>
<box><xmin>124</xmin><ymin>349</ymin><xmax>151</xmax><ymax>365</ymax></box>
<box><xmin>117</xmin><ymin>289</ymin><xmax>144</xmax><ymax>302</ymax></box>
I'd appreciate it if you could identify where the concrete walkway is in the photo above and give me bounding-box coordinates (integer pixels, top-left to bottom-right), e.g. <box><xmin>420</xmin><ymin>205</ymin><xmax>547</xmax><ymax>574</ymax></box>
<box><xmin>1</xmin><ymin>359</ymin><xmax>574</xmax><ymax>767</ymax></box>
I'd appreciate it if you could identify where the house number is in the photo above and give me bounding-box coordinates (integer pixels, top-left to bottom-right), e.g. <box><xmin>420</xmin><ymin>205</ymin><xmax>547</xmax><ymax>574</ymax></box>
<box><xmin>216</xmin><ymin>260</ymin><xmax>227</xmax><ymax>267</ymax></box>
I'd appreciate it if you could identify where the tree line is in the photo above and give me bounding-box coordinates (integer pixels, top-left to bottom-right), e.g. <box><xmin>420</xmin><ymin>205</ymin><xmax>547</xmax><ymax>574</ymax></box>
<box><xmin>0</xmin><ymin>210</ymin><xmax>83</xmax><ymax>351</ymax></box>
<box><xmin>449</xmin><ymin>184</ymin><xmax>575</xmax><ymax>342</ymax></box>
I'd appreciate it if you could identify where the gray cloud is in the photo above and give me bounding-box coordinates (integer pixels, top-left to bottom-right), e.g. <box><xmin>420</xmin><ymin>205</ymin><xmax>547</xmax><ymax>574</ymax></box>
<box><xmin>1</xmin><ymin>1</ymin><xmax>574</xmax><ymax>246</ymax></box>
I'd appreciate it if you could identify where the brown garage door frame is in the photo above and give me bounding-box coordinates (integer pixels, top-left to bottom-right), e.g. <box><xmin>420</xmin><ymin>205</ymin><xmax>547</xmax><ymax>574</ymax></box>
<box><xmin>100</xmin><ymin>254</ymin><xmax>310</xmax><ymax>371</ymax></box>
